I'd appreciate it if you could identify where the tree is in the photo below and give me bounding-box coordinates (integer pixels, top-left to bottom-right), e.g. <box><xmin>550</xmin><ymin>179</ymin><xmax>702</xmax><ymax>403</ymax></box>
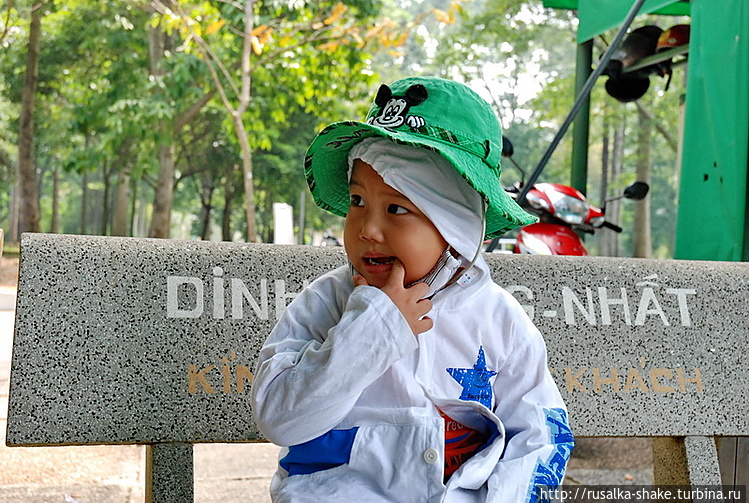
<box><xmin>597</xmin><ymin>109</ymin><xmax>626</xmax><ymax>257</ymax></box>
<box><xmin>155</xmin><ymin>0</ymin><xmax>413</xmax><ymax>241</ymax></box>
<box><xmin>158</xmin><ymin>0</ymin><xmax>259</xmax><ymax>240</ymax></box>
<box><xmin>147</xmin><ymin>17</ymin><xmax>177</xmax><ymax>239</ymax></box>
<box><xmin>16</xmin><ymin>1</ymin><xmax>44</xmax><ymax>237</ymax></box>
<box><xmin>405</xmin><ymin>0</ymin><xmax>579</xmax><ymax>187</ymax></box>
<box><xmin>632</xmin><ymin>97</ymin><xmax>653</xmax><ymax>258</ymax></box>
<box><xmin>9</xmin><ymin>0</ymin><xmax>667</xmax><ymax>247</ymax></box>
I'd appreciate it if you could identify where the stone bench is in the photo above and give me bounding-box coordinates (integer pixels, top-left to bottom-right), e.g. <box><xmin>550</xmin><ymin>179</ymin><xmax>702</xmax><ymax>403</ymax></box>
<box><xmin>7</xmin><ymin>233</ymin><xmax>748</xmax><ymax>501</ymax></box>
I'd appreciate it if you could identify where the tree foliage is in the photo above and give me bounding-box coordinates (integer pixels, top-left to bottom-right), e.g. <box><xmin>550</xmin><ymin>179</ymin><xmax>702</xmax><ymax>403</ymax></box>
<box><xmin>0</xmin><ymin>0</ymin><xmax>686</xmax><ymax>257</ymax></box>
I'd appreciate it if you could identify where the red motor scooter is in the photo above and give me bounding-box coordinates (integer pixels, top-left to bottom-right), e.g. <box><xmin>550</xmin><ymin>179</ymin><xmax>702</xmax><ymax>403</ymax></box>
<box><xmin>487</xmin><ymin>136</ymin><xmax>649</xmax><ymax>256</ymax></box>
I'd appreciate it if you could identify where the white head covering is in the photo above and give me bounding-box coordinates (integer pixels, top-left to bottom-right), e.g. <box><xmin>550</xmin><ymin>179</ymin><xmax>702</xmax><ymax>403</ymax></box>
<box><xmin>348</xmin><ymin>138</ymin><xmax>489</xmax><ymax>295</ymax></box>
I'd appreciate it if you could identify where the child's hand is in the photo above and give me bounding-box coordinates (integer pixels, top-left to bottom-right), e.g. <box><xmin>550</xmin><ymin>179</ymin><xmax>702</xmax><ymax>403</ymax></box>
<box><xmin>354</xmin><ymin>260</ymin><xmax>433</xmax><ymax>335</ymax></box>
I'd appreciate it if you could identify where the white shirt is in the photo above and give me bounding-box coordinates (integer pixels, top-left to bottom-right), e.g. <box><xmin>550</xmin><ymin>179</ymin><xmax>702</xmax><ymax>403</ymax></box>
<box><xmin>250</xmin><ymin>264</ymin><xmax>573</xmax><ymax>503</ymax></box>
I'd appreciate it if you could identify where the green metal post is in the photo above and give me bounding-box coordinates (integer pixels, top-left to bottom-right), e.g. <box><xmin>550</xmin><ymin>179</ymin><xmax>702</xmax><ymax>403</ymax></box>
<box><xmin>745</xmin><ymin>136</ymin><xmax>749</xmax><ymax>261</ymax></box>
<box><xmin>571</xmin><ymin>39</ymin><xmax>593</xmax><ymax>195</ymax></box>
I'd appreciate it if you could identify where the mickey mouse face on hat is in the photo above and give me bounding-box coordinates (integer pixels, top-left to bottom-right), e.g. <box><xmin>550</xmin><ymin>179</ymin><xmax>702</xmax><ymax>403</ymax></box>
<box><xmin>368</xmin><ymin>84</ymin><xmax>428</xmax><ymax>129</ymax></box>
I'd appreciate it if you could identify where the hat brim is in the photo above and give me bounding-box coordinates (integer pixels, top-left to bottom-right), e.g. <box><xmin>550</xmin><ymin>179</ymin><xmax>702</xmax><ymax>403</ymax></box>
<box><xmin>304</xmin><ymin>120</ymin><xmax>537</xmax><ymax>238</ymax></box>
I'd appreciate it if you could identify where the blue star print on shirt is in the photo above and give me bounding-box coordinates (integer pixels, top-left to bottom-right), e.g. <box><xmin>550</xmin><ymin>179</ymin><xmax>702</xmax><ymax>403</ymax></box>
<box><xmin>446</xmin><ymin>346</ymin><xmax>497</xmax><ymax>408</ymax></box>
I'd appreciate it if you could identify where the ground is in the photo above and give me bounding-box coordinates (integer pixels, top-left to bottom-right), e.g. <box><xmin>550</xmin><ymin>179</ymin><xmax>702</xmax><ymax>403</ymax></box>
<box><xmin>0</xmin><ymin>257</ymin><xmax>18</xmax><ymax>287</ymax></box>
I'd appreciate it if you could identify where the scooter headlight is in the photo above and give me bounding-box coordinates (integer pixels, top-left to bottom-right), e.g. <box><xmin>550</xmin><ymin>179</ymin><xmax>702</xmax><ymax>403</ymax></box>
<box><xmin>550</xmin><ymin>194</ymin><xmax>589</xmax><ymax>224</ymax></box>
<box><xmin>526</xmin><ymin>191</ymin><xmax>551</xmax><ymax>212</ymax></box>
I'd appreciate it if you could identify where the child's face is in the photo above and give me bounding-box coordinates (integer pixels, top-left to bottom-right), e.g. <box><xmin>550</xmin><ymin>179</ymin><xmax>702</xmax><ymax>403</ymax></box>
<box><xmin>344</xmin><ymin>159</ymin><xmax>448</xmax><ymax>289</ymax></box>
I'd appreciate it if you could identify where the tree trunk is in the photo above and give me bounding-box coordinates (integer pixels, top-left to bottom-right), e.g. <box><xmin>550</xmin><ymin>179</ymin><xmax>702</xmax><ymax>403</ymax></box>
<box><xmin>297</xmin><ymin>190</ymin><xmax>306</xmax><ymax>245</ymax></box>
<box><xmin>147</xmin><ymin>22</ymin><xmax>174</xmax><ymax>239</ymax></box>
<box><xmin>222</xmin><ymin>163</ymin><xmax>237</xmax><ymax>241</ymax></box>
<box><xmin>198</xmin><ymin>170</ymin><xmax>214</xmax><ymax>241</ymax></box>
<box><xmin>635</xmin><ymin>100</ymin><xmax>677</xmax><ymax>152</ymax></box>
<box><xmin>233</xmin><ymin>115</ymin><xmax>257</xmax><ymax>241</ymax></box>
<box><xmin>165</xmin><ymin>0</ymin><xmax>257</xmax><ymax>241</ymax></box>
<box><xmin>598</xmin><ymin>116</ymin><xmax>613</xmax><ymax>256</ymax></box>
<box><xmin>8</xmin><ymin>184</ymin><xmax>19</xmax><ymax>244</ymax></box>
<box><xmin>263</xmin><ymin>184</ymin><xmax>274</xmax><ymax>243</ymax></box>
<box><xmin>80</xmin><ymin>171</ymin><xmax>88</xmax><ymax>234</ymax></box>
<box><xmin>51</xmin><ymin>166</ymin><xmax>60</xmax><ymax>233</ymax></box>
<box><xmin>632</xmin><ymin>103</ymin><xmax>653</xmax><ymax>258</ymax></box>
<box><xmin>149</xmin><ymin>142</ymin><xmax>175</xmax><ymax>238</ymax></box>
<box><xmin>130</xmin><ymin>177</ymin><xmax>139</xmax><ymax>237</ymax></box>
<box><xmin>100</xmin><ymin>166</ymin><xmax>111</xmax><ymax>236</ymax></box>
<box><xmin>609</xmin><ymin>120</ymin><xmax>626</xmax><ymax>257</ymax></box>
<box><xmin>17</xmin><ymin>2</ymin><xmax>43</xmax><ymax>235</ymax></box>
<box><xmin>112</xmin><ymin>169</ymin><xmax>131</xmax><ymax>236</ymax></box>
<box><xmin>222</xmin><ymin>198</ymin><xmax>232</xmax><ymax>241</ymax></box>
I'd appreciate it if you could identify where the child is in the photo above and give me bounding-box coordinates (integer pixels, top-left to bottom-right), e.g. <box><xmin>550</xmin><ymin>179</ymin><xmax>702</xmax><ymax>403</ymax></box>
<box><xmin>250</xmin><ymin>76</ymin><xmax>573</xmax><ymax>502</ymax></box>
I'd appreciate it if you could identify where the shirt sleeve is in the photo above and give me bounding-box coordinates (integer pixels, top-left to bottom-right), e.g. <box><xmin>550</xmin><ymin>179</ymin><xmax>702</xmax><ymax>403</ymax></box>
<box><xmin>250</xmin><ymin>275</ymin><xmax>418</xmax><ymax>446</ymax></box>
<box><xmin>485</xmin><ymin>303</ymin><xmax>574</xmax><ymax>502</ymax></box>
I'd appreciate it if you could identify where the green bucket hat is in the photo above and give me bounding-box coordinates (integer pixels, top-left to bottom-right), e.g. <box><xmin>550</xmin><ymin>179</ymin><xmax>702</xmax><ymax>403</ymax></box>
<box><xmin>304</xmin><ymin>76</ymin><xmax>537</xmax><ymax>238</ymax></box>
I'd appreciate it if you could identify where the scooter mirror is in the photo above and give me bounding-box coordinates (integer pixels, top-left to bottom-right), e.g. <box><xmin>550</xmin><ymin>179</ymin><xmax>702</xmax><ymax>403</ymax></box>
<box><xmin>501</xmin><ymin>135</ymin><xmax>514</xmax><ymax>157</ymax></box>
<box><xmin>624</xmin><ymin>181</ymin><xmax>649</xmax><ymax>200</ymax></box>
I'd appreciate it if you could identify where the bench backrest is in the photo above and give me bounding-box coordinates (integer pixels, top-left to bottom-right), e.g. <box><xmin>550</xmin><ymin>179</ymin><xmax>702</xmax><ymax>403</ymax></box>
<box><xmin>8</xmin><ymin>233</ymin><xmax>748</xmax><ymax>447</ymax></box>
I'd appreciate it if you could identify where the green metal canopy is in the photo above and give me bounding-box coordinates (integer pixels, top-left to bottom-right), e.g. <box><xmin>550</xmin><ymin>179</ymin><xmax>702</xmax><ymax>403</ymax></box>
<box><xmin>543</xmin><ymin>0</ymin><xmax>690</xmax><ymax>42</ymax></box>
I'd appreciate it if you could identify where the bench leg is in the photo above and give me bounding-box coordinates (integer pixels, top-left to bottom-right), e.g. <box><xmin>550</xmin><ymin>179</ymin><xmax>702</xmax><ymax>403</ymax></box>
<box><xmin>685</xmin><ymin>435</ymin><xmax>723</xmax><ymax>486</ymax></box>
<box><xmin>653</xmin><ymin>436</ymin><xmax>722</xmax><ymax>486</ymax></box>
<box><xmin>146</xmin><ymin>442</ymin><xmax>194</xmax><ymax>503</ymax></box>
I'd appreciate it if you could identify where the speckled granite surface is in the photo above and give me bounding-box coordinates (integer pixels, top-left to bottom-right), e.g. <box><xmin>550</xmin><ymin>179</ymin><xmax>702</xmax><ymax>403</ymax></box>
<box><xmin>6</xmin><ymin>234</ymin><xmax>749</xmax><ymax>446</ymax></box>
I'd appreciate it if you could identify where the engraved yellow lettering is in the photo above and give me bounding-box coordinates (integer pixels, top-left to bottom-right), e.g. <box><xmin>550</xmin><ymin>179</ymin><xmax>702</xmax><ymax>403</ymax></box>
<box><xmin>236</xmin><ymin>365</ymin><xmax>254</xmax><ymax>394</ymax></box>
<box><xmin>650</xmin><ymin>368</ymin><xmax>676</xmax><ymax>393</ymax></box>
<box><xmin>565</xmin><ymin>367</ymin><xmax>588</xmax><ymax>393</ymax></box>
<box><xmin>676</xmin><ymin>368</ymin><xmax>703</xmax><ymax>393</ymax></box>
<box><xmin>221</xmin><ymin>357</ymin><xmax>233</xmax><ymax>394</ymax></box>
<box><xmin>624</xmin><ymin>367</ymin><xmax>650</xmax><ymax>393</ymax></box>
<box><xmin>592</xmin><ymin>367</ymin><xmax>620</xmax><ymax>393</ymax></box>
<box><xmin>188</xmin><ymin>364</ymin><xmax>217</xmax><ymax>394</ymax></box>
